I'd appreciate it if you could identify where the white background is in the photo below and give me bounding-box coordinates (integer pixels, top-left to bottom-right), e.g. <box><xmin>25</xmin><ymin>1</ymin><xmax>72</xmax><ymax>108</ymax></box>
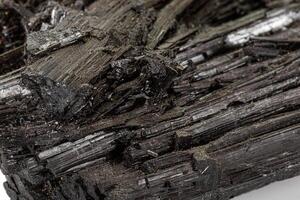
<box><xmin>1</xmin><ymin>172</ymin><xmax>300</xmax><ymax>200</ymax></box>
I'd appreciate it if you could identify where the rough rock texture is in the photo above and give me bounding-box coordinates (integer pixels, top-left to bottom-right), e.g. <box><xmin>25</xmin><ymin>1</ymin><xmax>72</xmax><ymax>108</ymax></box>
<box><xmin>1</xmin><ymin>0</ymin><xmax>300</xmax><ymax>200</ymax></box>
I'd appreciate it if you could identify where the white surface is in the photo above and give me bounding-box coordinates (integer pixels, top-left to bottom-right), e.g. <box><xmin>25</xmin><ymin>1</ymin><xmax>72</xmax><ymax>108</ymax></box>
<box><xmin>232</xmin><ymin>175</ymin><xmax>300</xmax><ymax>200</ymax></box>
<box><xmin>1</xmin><ymin>172</ymin><xmax>300</xmax><ymax>200</ymax></box>
<box><xmin>1</xmin><ymin>172</ymin><xmax>8</xmax><ymax>200</ymax></box>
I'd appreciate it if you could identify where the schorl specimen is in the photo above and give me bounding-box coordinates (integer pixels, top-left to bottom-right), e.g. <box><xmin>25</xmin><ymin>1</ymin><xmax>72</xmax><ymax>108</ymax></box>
<box><xmin>0</xmin><ymin>0</ymin><xmax>300</xmax><ymax>200</ymax></box>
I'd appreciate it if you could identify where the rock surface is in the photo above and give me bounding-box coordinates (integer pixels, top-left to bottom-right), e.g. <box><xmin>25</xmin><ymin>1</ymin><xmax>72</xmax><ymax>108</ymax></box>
<box><xmin>0</xmin><ymin>0</ymin><xmax>300</xmax><ymax>200</ymax></box>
